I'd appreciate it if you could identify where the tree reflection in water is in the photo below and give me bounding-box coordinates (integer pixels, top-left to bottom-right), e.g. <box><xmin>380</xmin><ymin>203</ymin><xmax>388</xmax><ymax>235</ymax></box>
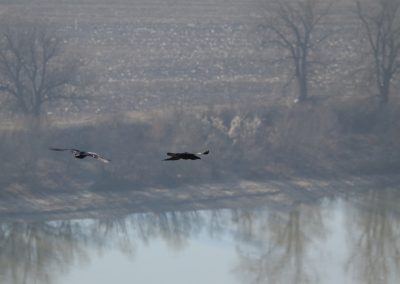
<box><xmin>1</xmin><ymin>192</ymin><xmax>400</xmax><ymax>284</ymax></box>
<box><xmin>232</xmin><ymin>202</ymin><xmax>327</xmax><ymax>284</ymax></box>
<box><xmin>0</xmin><ymin>211</ymin><xmax>206</xmax><ymax>284</ymax></box>
<box><xmin>346</xmin><ymin>189</ymin><xmax>400</xmax><ymax>284</ymax></box>
<box><xmin>0</xmin><ymin>221</ymin><xmax>89</xmax><ymax>284</ymax></box>
<box><xmin>126</xmin><ymin>211</ymin><xmax>205</xmax><ymax>250</ymax></box>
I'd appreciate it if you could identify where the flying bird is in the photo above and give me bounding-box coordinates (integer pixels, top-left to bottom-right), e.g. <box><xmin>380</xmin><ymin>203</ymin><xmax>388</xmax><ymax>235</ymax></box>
<box><xmin>163</xmin><ymin>150</ymin><xmax>209</xmax><ymax>161</ymax></box>
<box><xmin>49</xmin><ymin>148</ymin><xmax>110</xmax><ymax>163</ymax></box>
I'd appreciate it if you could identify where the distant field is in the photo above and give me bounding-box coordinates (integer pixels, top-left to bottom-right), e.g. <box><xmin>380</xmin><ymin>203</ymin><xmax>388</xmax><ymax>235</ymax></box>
<box><xmin>1</xmin><ymin>0</ymin><xmax>396</xmax><ymax>125</ymax></box>
<box><xmin>0</xmin><ymin>0</ymin><xmax>279</xmax><ymax>117</ymax></box>
<box><xmin>2</xmin><ymin>0</ymin><xmax>261</xmax><ymax>23</ymax></box>
<box><xmin>0</xmin><ymin>0</ymin><xmax>364</xmax><ymax>118</ymax></box>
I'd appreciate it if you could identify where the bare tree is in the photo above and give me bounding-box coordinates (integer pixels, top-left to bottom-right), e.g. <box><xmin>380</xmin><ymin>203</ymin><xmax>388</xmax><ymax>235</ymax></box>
<box><xmin>0</xmin><ymin>19</ymin><xmax>80</xmax><ymax>118</ymax></box>
<box><xmin>356</xmin><ymin>0</ymin><xmax>400</xmax><ymax>104</ymax></box>
<box><xmin>264</xmin><ymin>0</ymin><xmax>332</xmax><ymax>102</ymax></box>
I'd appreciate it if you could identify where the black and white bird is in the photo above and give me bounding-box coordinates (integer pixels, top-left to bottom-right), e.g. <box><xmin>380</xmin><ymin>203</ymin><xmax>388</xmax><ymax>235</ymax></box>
<box><xmin>49</xmin><ymin>148</ymin><xmax>110</xmax><ymax>163</ymax></box>
<box><xmin>163</xmin><ymin>150</ymin><xmax>209</xmax><ymax>161</ymax></box>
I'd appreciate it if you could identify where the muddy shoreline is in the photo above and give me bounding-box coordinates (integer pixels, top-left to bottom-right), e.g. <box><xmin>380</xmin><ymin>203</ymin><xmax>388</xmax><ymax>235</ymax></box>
<box><xmin>1</xmin><ymin>174</ymin><xmax>398</xmax><ymax>222</ymax></box>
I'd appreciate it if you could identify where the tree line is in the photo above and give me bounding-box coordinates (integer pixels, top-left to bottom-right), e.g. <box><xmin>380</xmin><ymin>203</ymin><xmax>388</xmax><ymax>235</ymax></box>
<box><xmin>262</xmin><ymin>0</ymin><xmax>400</xmax><ymax>104</ymax></box>
<box><xmin>0</xmin><ymin>0</ymin><xmax>399</xmax><ymax>118</ymax></box>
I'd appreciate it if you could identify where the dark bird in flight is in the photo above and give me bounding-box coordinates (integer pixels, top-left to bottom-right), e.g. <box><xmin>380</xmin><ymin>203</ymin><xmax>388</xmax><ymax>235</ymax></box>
<box><xmin>49</xmin><ymin>148</ymin><xmax>110</xmax><ymax>163</ymax></box>
<box><xmin>163</xmin><ymin>150</ymin><xmax>209</xmax><ymax>161</ymax></box>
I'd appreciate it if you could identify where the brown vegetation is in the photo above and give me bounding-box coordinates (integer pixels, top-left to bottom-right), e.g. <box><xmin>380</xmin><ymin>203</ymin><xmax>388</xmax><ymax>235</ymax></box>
<box><xmin>1</xmin><ymin>95</ymin><xmax>400</xmax><ymax>195</ymax></box>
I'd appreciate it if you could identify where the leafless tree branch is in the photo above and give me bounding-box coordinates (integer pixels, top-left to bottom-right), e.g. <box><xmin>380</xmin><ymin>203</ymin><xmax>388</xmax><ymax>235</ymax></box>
<box><xmin>263</xmin><ymin>0</ymin><xmax>333</xmax><ymax>102</ymax></box>
<box><xmin>0</xmin><ymin>18</ymin><xmax>82</xmax><ymax>118</ymax></box>
<box><xmin>356</xmin><ymin>0</ymin><xmax>400</xmax><ymax>104</ymax></box>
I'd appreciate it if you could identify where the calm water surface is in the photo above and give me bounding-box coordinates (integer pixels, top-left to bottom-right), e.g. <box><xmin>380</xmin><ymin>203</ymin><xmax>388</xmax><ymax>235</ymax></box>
<box><xmin>1</xmin><ymin>188</ymin><xmax>400</xmax><ymax>284</ymax></box>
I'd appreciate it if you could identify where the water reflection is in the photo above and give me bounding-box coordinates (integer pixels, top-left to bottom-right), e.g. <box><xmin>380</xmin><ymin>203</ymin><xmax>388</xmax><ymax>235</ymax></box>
<box><xmin>0</xmin><ymin>222</ymin><xmax>89</xmax><ymax>284</ymax></box>
<box><xmin>1</xmin><ymin>189</ymin><xmax>400</xmax><ymax>284</ymax></box>
<box><xmin>346</xmin><ymin>190</ymin><xmax>400</xmax><ymax>284</ymax></box>
<box><xmin>233</xmin><ymin>202</ymin><xmax>327</xmax><ymax>284</ymax></box>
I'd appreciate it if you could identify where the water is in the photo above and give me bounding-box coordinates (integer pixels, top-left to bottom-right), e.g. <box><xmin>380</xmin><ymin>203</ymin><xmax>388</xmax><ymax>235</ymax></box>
<box><xmin>1</xmin><ymin>189</ymin><xmax>400</xmax><ymax>284</ymax></box>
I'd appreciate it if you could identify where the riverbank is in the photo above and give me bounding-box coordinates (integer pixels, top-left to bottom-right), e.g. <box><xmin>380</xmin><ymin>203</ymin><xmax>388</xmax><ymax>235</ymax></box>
<box><xmin>1</xmin><ymin>174</ymin><xmax>398</xmax><ymax>221</ymax></box>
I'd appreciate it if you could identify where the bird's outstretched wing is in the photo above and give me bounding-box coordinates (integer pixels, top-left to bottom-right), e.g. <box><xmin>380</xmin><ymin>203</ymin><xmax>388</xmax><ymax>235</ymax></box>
<box><xmin>49</xmin><ymin>147</ymin><xmax>69</xmax><ymax>151</ymax></box>
<box><xmin>86</xmin><ymin>152</ymin><xmax>111</xmax><ymax>163</ymax></box>
<box><xmin>167</xmin><ymin>152</ymin><xmax>178</xmax><ymax>156</ymax></box>
<box><xmin>49</xmin><ymin>147</ymin><xmax>80</xmax><ymax>152</ymax></box>
<box><xmin>164</xmin><ymin>156</ymin><xmax>181</xmax><ymax>161</ymax></box>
